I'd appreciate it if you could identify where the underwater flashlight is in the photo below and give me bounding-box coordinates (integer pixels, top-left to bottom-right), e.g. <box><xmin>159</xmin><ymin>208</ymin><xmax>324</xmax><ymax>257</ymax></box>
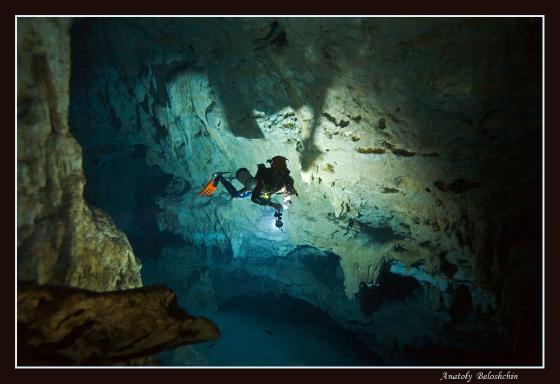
<box><xmin>274</xmin><ymin>211</ymin><xmax>283</xmax><ymax>229</ymax></box>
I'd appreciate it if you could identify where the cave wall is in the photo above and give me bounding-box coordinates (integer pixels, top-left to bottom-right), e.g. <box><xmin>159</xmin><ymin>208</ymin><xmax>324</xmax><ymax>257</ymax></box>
<box><xmin>68</xmin><ymin>17</ymin><xmax>542</xmax><ymax>363</ymax></box>
<box><xmin>17</xmin><ymin>18</ymin><xmax>142</xmax><ymax>291</ymax></box>
<box><xmin>16</xmin><ymin>19</ymin><xmax>225</xmax><ymax>366</ymax></box>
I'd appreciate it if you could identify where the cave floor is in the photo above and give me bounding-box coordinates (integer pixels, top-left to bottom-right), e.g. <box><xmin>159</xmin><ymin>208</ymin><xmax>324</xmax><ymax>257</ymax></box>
<box><xmin>157</xmin><ymin>306</ymin><xmax>378</xmax><ymax>367</ymax></box>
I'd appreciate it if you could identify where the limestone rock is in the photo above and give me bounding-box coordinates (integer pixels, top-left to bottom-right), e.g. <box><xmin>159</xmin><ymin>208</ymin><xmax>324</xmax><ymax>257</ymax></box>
<box><xmin>69</xmin><ymin>18</ymin><xmax>540</xmax><ymax>299</ymax></box>
<box><xmin>17</xmin><ymin>18</ymin><xmax>141</xmax><ymax>291</ymax></box>
<box><xmin>17</xmin><ymin>284</ymin><xmax>220</xmax><ymax>365</ymax></box>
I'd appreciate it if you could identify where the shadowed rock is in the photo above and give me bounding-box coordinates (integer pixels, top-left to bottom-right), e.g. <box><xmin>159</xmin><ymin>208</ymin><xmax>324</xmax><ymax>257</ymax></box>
<box><xmin>18</xmin><ymin>284</ymin><xmax>220</xmax><ymax>366</ymax></box>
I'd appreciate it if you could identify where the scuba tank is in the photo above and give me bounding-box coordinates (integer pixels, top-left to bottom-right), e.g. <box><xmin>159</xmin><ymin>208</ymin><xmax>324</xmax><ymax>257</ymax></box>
<box><xmin>236</xmin><ymin>168</ymin><xmax>258</xmax><ymax>191</ymax></box>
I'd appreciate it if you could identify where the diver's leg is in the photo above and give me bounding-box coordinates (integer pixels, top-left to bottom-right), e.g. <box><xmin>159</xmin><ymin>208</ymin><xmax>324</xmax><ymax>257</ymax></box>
<box><xmin>237</xmin><ymin>189</ymin><xmax>252</xmax><ymax>199</ymax></box>
<box><xmin>219</xmin><ymin>177</ymin><xmax>242</xmax><ymax>198</ymax></box>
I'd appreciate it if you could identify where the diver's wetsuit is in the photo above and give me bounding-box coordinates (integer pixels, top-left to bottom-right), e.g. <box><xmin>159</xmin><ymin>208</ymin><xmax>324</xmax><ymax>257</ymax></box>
<box><xmin>213</xmin><ymin>163</ymin><xmax>297</xmax><ymax>209</ymax></box>
<box><xmin>218</xmin><ymin>176</ymin><xmax>252</xmax><ymax>199</ymax></box>
<box><xmin>251</xmin><ymin>164</ymin><xmax>298</xmax><ymax>208</ymax></box>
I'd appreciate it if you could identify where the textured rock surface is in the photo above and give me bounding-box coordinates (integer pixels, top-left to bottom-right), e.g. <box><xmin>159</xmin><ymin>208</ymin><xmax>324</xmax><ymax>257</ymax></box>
<box><xmin>17</xmin><ymin>18</ymin><xmax>142</xmax><ymax>291</ymax></box>
<box><xmin>69</xmin><ymin>18</ymin><xmax>542</xmax><ymax>364</ymax></box>
<box><xmin>18</xmin><ymin>284</ymin><xmax>219</xmax><ymax>365</ymax></box>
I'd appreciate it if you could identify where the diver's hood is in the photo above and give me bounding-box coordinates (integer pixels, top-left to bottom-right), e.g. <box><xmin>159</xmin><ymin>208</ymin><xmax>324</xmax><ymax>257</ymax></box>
<box><xmin>268</xmin><ymin>155</ymin><xmax>289</xmax><ymax>171</ymax></box>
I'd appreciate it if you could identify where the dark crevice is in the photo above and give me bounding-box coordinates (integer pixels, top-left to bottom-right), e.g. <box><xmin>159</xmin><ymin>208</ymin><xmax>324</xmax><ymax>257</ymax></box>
<box><xmin>357</xmin><ymin>271</ymin><xmax>420</xmax><ymax>316</ymax></box>
<box><xmin>434</xmin><ymin>179</ymin><xmax>482</xmax><ymax>194</ymax></box>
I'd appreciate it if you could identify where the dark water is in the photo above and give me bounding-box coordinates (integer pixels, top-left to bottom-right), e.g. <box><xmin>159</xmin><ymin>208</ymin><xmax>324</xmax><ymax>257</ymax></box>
<box><xmin>158</xmin><ymin>294</ymin><xmax>382</xmax><ymax>367</ymax></box>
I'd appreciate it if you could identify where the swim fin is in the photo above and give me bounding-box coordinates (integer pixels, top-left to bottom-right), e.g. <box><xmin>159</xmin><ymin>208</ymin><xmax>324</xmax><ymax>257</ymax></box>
<box><xmin>197</xmin><ymin>172</ymin><xmax>230</xmax><ymax>197</ymax></box>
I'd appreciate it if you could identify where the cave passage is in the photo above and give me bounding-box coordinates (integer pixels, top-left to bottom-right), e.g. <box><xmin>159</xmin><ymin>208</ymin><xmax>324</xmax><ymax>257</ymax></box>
<box><xmin>66</xmin><ymin>17</ymin><xmax>543</xmax><ymax>366</ymax></box>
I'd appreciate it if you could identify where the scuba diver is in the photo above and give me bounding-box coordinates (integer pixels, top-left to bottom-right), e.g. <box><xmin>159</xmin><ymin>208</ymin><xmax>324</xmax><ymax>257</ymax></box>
<box><xmin>198</xmin><ymin>156</ymin><xmax>298</xmax><ymax>229</ymax></box>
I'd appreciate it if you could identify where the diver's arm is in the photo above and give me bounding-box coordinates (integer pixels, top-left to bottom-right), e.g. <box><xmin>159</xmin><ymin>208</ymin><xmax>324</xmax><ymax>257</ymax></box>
<box><xmin>250</xmin><ymin>181</ymin><xmax>264</xmax><ymax>203</ymax></box>
<box><xmin>285</xmin><ymin>175</ymin><xmax>298</xmax><ymax>197</ymax></box>
<box><xmin>251</xmin><ymin>181</ymin><xmax>282</xmax><ymax>211</ymax></box>
<box><xmin>251</xmin><ymin>194</ymin><xmax>273</xmax><ymax>206</ymax></box>
<box><xmin>251</xmin><ymin>181</ymin><xmax>272</xmax><ymax>206</ymax></box>
<box><xmin>252</xmin><ymin>195</ymin><xmax>282</xmax><ymax>211</ymax></box>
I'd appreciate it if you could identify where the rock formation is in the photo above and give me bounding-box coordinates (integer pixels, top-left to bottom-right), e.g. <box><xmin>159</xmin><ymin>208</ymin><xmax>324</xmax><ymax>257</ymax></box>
<box><xmin>17</xmin><ymin>18</ymin><xmax>220</xmax><ymax>366</ymax></box>
<box><xmin>67</xmin><ymin>18</ymin><xmax>542</xmax><ymax>364</ymax></box>
<box><xmin>18</xmin><ymin>284</ymin><xmax>219</xmax><ymax>365</ymax></box>
<box><xmin>17</xmin><ymin>18</ymin><xmax>141</xmax><ymax>291</ymax></box>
